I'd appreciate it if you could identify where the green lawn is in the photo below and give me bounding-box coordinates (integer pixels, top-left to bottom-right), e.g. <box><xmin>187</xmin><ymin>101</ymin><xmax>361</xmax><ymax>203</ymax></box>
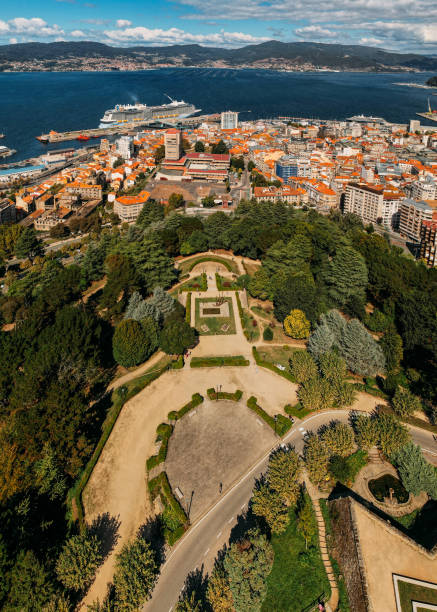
<box><xmin>216</xmin><ymin>273</ymin><xmax>239</xmax><ymax>290</ymax></box>
<box><xmin>178</xmin><ymin>274</ymin><xmax>207</xmax><ymax>292</ymax></box>
<box><xmin>257</xmin><ymin>345</ymin><xmax>303</xmax><ymax>371</ymax></box>
<box><xmin>262</xmin><ymin>503</ymin><xmax>330</xmax><ymax>612</ymax></box>
<box><xmin>194</xmin><ymin>297</ymin><xmax>236</xmax><ymax>335</ymax></box>
<box><xmin>398</xmin><ymin>579</ymin><xmax>437</xmax><ymax>611</ymax></box>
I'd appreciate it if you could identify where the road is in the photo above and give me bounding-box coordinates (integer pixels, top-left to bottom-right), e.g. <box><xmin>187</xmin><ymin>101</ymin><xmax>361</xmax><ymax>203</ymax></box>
<box><xmin>145</xmin><ymin>410</ymin><xmax>437</xmax><ymax>611</ymax></box>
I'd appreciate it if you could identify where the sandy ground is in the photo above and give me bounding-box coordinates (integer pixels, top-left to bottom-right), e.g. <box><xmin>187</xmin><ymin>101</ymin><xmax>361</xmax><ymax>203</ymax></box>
<box><xmin>82</xmin><ymin>365</ymin><xmax>298</xmax><ymax>606</ymax></box>
<box><xmin>353</xmin><ymin>500</ymin><xmax>437</xmax><ymax>612</ymax></box>
<box><xmin>165</xmin><ymin>399</ymin><xmax>276</xmax><ymax>522</ymax></box>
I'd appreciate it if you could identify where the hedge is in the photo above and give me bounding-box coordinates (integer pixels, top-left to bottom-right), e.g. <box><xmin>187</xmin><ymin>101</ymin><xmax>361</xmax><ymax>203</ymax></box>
<box><xmin>187</xmin><ymin>255</ymin><xmax>234</xmax><ymax>273</ymax></box>
<box><xmin>146</xmin><ymin>423</ymin><xmax>173</xmax><ymax>471</ymax></box>
<box><xmin>68</xmin><ymin>357</ymin><xmax>179</xmax><ymax>530</ymax></box>
<box><xmin>185</xmin><ymin>292</ymin><xmax>192</xmax><ymax>324</ymax></box>
<box><xmin>147</xmin><ymin>471</ymin><xmax>188</xmax><ymax>542</ymax></box>
<box><xmin>247</xmin><ymin>396</ymin><xmax>276</xmax><ymax>430</ymax></box>
<box><xmin>252</xmin><ymin>346</ymin><xmax>296</xmax><ymax>383</ymax></box>
<box><xmin>179</xmin><ymin>273</ymin><xmax>207</xmax><ymax>292</ymax></box>
<box><xmin>275</xmin><ymin>414</ymin><xmax>293</xmax><ymax>436</ymax></box>
<box><xmin>379</xmin><ymin>404</ymin><xmax>437</xmax><ymax>434</ymax></box>
<box><xmin>190</xmin><ymin>355</ymin><xmax>250</xmax><ymax>368</ymax></box>
<box><xmin>172</xmin><ymin>354</ymin><xmax>184</xmax><ymax>370</ymax></box>
<box><xmin>284</xmin><ymin>402</ymin><xmax>313</xmax><ymax>419</ymax></box>
<box><xmin>207</xmin><ymin>388</ymin><xmax>243</xmax><ymax>402</ymax></box>
<box><xmin>353</xmin><ymin>382</ymin><xmax>388</xmax><ymax>399</ymax></box>
<box><xmin>174</xmin><ymin>393</ymin><xmax>204</xmax><ymax>420</ymax></box>
<box><xmin>216</xmin><ymin>273</ymin><xmax>238</xmax><ymax>291</ymax></box>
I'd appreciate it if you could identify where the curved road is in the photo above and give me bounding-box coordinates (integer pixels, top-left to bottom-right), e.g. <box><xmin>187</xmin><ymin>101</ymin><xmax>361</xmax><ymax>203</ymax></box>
<box><xmin>145</xmin><ymin>410</ymin><xmax>437</xmax><ymax>611</ymax></box>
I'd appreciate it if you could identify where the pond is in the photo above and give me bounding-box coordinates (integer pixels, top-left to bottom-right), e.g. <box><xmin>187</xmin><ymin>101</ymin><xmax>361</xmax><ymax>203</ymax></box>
<box><xmin>368</xmin><ymin>474</ymin><xmax>409</xmax><ymax>504</ymax></box>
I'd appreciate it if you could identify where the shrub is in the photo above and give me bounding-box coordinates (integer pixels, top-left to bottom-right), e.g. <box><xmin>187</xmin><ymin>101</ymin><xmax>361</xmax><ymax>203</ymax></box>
<box><xmin>329</xmin><ymin>455</ymin><xmax>353</xmax><ymax>484</ymax></box>
<box><xmin>247</xmin><ymin>396</ymin><xmax>275</xmax><ymax>430</ymax></box>
<box><xmin>263</xmin><ymin>326</ymin><xmax>273</xmax><ymax>341</ymax></box>
<box><xmin>190</xmin><ymin>355</ymin><xmax>249</xmax><ymax>367</ymax></box>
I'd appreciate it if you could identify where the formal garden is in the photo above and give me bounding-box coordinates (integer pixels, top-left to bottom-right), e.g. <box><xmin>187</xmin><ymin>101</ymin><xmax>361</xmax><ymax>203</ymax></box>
<box><xmin>194</xmin><ymin>296</ymin><xmax>236</xmax><ymax>335</ymax></box>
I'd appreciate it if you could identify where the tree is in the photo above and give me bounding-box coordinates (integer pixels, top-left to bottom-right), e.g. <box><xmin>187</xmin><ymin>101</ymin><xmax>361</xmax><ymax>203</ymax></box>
<box><xmin>307</xmin><ymin>324</ymin><xmax>335</xmax><ymax>361</ymax></box>
<box><xmin>263</xmin><ymin>326</ymin><xmax>273</xmax><ymax>341</ymax></box>
<box><xmin>339</xmin><ymin>319</ymin><xmax>386</xmax><ymax>376</ymax></box>
<box><xmin>159</xmin><ymin>319</ymin><xmax>196</xmax><ymax>355</ymax></box>
<box><xmin>148</xmin><ymin>286</ymin><xmax>176</xmax><ymax>319</ymax></box>
<box><xmin>223</xmin><ymin>528</ymin><xmax>274</xmax><ymax>612</ymax></box>
<box><xmin>289</xmin><ymin>351</ymin><xmax>318</xmax><ymax>384</ymax></box>
<box><xmin>320</xmin><ymin>309</ymin><xmax>347</xmax><ymax>340</ymax></box>
<box><xmin>136</xmin><ymin>201</ymin><xmax>165</xmax><ymax>228</ymax></box>
<box><xmin>207</xmin><ymin>564</ymin><xmax>233</xmax><ymax>612</ymax></box>
<box><xmin>168</xmin><ymin>193</ymin><xmax>185</xmax><ymax>210</ymax></box>
<box><xmin>391</xmin><ymin>386</ymin><xmax>422</xmax><ymax>419</ymax></box>
<box><xmin>321</xmin><ymin>422</ymin><xmax>354</xmax><ymax>457</ymax></box>
<box><xmin>325</xmin><ymin>246</ymin><xmax>368</xmax><ymax>307</ymax></box>
<box><xmin>113</xmin><ymin>536</ymin><xmax>158</xmax><ymax>610</ymax></box>
<box><xmin>273</xmin><ymin>274</ymin><xmax>321</xmax><ymax>324</ymax></box>
<box><xmin>319</xmin><ymin>351</ymin><xmax>347</xmax><ymax>385</ymax></box>
<box><xmin>194</xmin><ymin>141</ymin><xmax>205</xmax><ymax>152</ymax></box>
<box><xmin>211</xmin><ymin>140</ymin><xmax>228</xmax><ymax>154</ymax></box>
<box><xmin>304</xmin><ymin>433</ymin><xmax>330</xmax><ymax>485</ymax></box>
<box><xmin>124</xmin><ymin>291</ymin><xmax>161</xmax><ymax>324</ymax></box>
<box><xmin>267</xmin><ymin>447</ymin><xmax>301</xmax><ymax>505</ymax></box>
<box><xmin>49</xmin><ymin>223</ymin><xmax>70</xmax><ymax>239</ymax></box>
<box><xmin>113</xmin><ymin>318</ymin><xmax>158</xmax><ymax>367</ymax></box>
<box><xmin>297</xmin><ymin>494</ymin><xmax>316</xmax><ymax>549</ymax></box>
<box><xmin>15</xmin><ymin>227</ymin><xmax>43</xmax><ymax>262</ymax></box>
<box><xmin>56</xmin><ymin>533</ymin><xmax>102</xmax><ymax>592</ymax></box>
<box><xmin>380</xmin><ymin>326</ymin><xmax>403</xmax><ymax>373</ymax></box>
<box><xmin>283</xmin><ymin>309</ymin><xmax>311</xmax><ymax>339</ymax></box>
<box><xmin>329</xmin><ymin>455</ymin><xmax>353</xmax><ymax>484</ymax></box>
<box><xmin>175</xmin><ymin>591</ymin><xmax>202</xmax><ymax>611</ymax></box>
<box><xmin>154</xmin><ymin>144</ymin><xmax>165</xmax><ymax>163</ymax></box>
<box><xmin>375</xmin><ymin>412</ymin><xmax>409</xmax><ymax>458</ymax></box>
<box><xmin>298</xmin><ymin>376</ymin><xmax>335</xmax><ymax>412</ymax></box>
<box><xmin>34</xmin><ymin>443</ymin><xmax>66</xmax><ymax>501</ymax></box>
<box><xmin>353</xmin><ymin>414</ymin><xmax>379</xmax><ymax>450</ymax></box>
<box><xmin>113</xmin><ymin>157</ymin><xmax>123</xmax><ymax>168</ymax></box>
<box><xmin>7</xmin><ymin>551</ymin><xmax>54</xmax><ymax>611</ymax></box>
<box><xmin>393</xmin><ymin>442</ymin><xmax>437</xmax><ymax>499</ymax></box>
<box><xmin>126</xmin><ymin>235</ymin><xmax>176</xmax><ymax>292</ymax></box>
<box><xmin>251</xmin><ymin>484</ymin><xmax>289</xmax><ymax>534</ymax></box>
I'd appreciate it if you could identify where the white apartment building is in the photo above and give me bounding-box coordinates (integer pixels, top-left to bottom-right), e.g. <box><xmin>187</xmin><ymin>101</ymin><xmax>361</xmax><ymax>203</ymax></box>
<box><xmin>410</xmin><ymin>178</ymin><xmax>436</xmax><ymax>202</ymax></box>
<box><xmin>113</xmin><ymin>190</ymin><xmax>150</xmax><ymax>222</ymax></box>
<box><xmin>399</xmin><ymin>199</ymin><xmax>437</xmax><ymax>242</ymax></box>
<box><xmin>116</xmin><ymin>136</ymin><xmax>134</xmax><ymax>160</ymax></box>
<box><xmin>344</xmin><ymin>183</ymin><xmax>384</xmax><ymax>225</ymax></box>
<box><xmin>221</xmin><ymin>111</ymin><xmax>239</xmax><ymax>130</ymax></box>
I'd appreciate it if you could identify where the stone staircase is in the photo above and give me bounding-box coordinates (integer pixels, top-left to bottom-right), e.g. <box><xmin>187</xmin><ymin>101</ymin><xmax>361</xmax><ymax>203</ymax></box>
<box><xmin>368</xmin><ymin>445</ymin><xmax>384</xmax><ymax>464</ymax></box>
<box><xmin>312</xmin><ymin>497</ymin><xmax>339</xmax><ymax>612</ymax></box>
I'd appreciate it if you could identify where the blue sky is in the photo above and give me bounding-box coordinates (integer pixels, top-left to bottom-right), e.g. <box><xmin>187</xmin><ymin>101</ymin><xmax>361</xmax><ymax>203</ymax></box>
<box><xmin>1</xmin><ymin>0</ymin><xmax>437</xmax><ymax>53</ymax></box>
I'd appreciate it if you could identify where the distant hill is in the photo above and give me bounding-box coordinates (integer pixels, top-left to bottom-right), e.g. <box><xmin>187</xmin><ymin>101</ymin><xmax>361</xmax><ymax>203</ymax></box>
<box><xmin>1</xmin><ymin>40</ymin><xmax>437</xmax><ymax>71</ymax></box>
<box><xmin>426</xmin><ymin>76</ymin><xmax>437</xmax><ymax>86</ymax></box>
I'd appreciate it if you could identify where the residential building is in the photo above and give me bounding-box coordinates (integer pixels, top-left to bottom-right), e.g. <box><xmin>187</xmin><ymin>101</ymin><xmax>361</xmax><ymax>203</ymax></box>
<box><xmin>164</xmin><ymin>128</ymin><xmax>182</xmax><ymax>161</ymax></box>
<box><xmin>116</xmin><ymin>136</ymin><xmax>134</xmax><ymax>160</ymax></box>
<box><xmin>0</xmin><ymin>199</ymin><xmax>16</xmax><ymax>223</ymax></box>
<box><xmin>253</xmin><ymin>185</ymin><xmax>307</xmax><ymax>205</ymax></box>
<box><xmin>410</xmin><ymin>177</ymin><xmax>436</xmax><ymax>201</ymax></box>
<box><xmin>419</xmin><ymin>220</ymin><xmax>437</xmax><ymax>267</ymax></box>
<box><xmin>275</xmin><ymin>155</ymin><xmax>311</xmax><ymax>182</ymax></box>
<box><xmin>221</xmin><ymin>111</ymin><xmax>239</xmax><ymax>130</ymax></box>
<box><xmin>113</xmin><ymin>190</ymin><xmax>150</xmax><ymax>222</ymax></box>
<box><xmin>66</xmin><ymin>183</ymin><xmax>102</xmax><ymax>200</ymax></box>
<box><xmin>399</xmin><ymin>199</ymin><xmax>437</xmax><ymax>242</ymax></box>
<box><xmin>344</xmin><ymin>183</ymin><xmax>384</xmax><ymax>224</ymax></box>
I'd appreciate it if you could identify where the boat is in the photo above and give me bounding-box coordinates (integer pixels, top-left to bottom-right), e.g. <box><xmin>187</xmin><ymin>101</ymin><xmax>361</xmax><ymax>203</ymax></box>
<box><xmin>77</xmin><ymin>135</ymin><xmax>90</xmax><ymax>141</ymax></box>
<box><xmin>99</xmin><ymin>95</ymin><xmax>200</xmax><ymax>128</ymax></box>
<box><xmin>346</xmin><ymin>114</ymin><xmax>386</xmax><ymax>123</ymax></box>
<box><xmin>0</xmin><ymin>134</ymin><xmax>4</xmax><ymax>139</ymax></box>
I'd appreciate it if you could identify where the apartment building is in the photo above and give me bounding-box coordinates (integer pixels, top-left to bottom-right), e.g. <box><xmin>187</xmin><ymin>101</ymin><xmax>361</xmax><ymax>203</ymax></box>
<box><xmin>419</xmin><ymin>220</ymin><xmax>437</xmax><ymax>267</ymax></box>
<box><xmin>66</xmin><ymin>183</ymin><xmax>102</xmax><ymax>200</ymax></box>
<box><xmin>399</xmin><ymin>199</ymin><xmax>437</xmax><ymax>242</ymax></box>
<box><xmin>221</xmin><ymin>111</ymin><xmax>238</xmax><ymax>130</ymax></box>
<box><xmin>307</xmin><ymin>181</ymin><xmax>337</xmax><ymax>209</ymax></box>
<box><xmin>253</xmin><ymin>185</ymin><xmax>307</xmax><ymax>205</ymax></box>
<box><xmin>344</xmin><ymin>183</ymin><xmax>384</xmax><ymax>224</ymax></box>
<box><xmin>113</xmin><ymin>190</ymin><xmax>150</xmax><ymax>222</ymax></box>
<box><xmin>164</xmin><ymin>128</ymin><xmax>182</xmax><ymax>161</ymax></box>
<box><xmin>275</xmin><ymin>155</ymin><xmax>312</xmax><ymax>182</ymax></box>
<box><xmin>116</xmin><ymin>136</ymin><xmax>134</xmax><ymax>160</ymax></box>
<box><xmin>410</xmin><ymin>177</ymin><xmax>436</xmax><ymax>201</ymax></box>
<box><xmin>0</xmin><ymin>199</ymin><xmax>16</xmax><ymax>223</ymax></box>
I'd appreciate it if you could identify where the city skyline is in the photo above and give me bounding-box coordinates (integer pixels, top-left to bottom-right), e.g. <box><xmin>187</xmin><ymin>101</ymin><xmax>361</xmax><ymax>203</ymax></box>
<box><xmin>0</xmin><ymin>0</ymin><xmax>437</xmax><ymax>54</ymax></box>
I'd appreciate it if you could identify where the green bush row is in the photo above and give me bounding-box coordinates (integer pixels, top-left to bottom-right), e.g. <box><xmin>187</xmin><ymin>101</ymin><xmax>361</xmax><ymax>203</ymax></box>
<box><xmin>353</xmin><ymin>382</ymin><xmax>388</xmax><ymax>399</ymax></box>
<box><xmin>284</xmin><ymin>402</ymin><xmax>313</xmax><ymax>419</ymax></box>
<box><xmin>146</xmin><ymin>423</ymin><xmax>173</xmax><ymax>471</ymax></box>
<box><xmin>147</xmin><ymin>471</ymin><xmax>188</xmax><ymax>532</ymax></box>
<box><xmin>187</xmin><ymin>255</ymin><xmax>234</xmax><ymax>273</ymax></box>
<box><xmin>215</xmin><ymin>273</ymin><xmax>238</xmax><ymax>291</ymax></box>
<box><xmin>379</xmin><ymin>404</ymin><xmax>437</xmax><ymax>433</ymax></box>
<box><xmin>185</xmin><ymin>292</ymin><xmax>192</xmax><ymax>324</ymax></box>
<box><xmin>68</xmin><ymin>359</ymin><xmax>176</xmax><ymax>530</ymax></box>
<box><xmin>247</xmin><ymin>396</ymin><xmax>276</xmax><ymax>430</ymax></box>
<box><xmin>275</xmin><ymin>414</ymin><xmax>293</xmax><ymax>436</ymax></box>
<box><xmin>252</xmin><ymin>346</ymin><xmax>296</xmax><ymax>383</ymax></box>
<box><xmin>168</xmin><ymin>393</ymin><xmax>204</xmax><ymax>421</ymax></box>
<box><xmin>207</xmin><ymin>388</ymin><xmax>243</xmax><ymax>401</ymax></box>
<box><xmin>190</xmin><ymin>355</ymin><xmax>250</xmax><ymax>368</ymax></box>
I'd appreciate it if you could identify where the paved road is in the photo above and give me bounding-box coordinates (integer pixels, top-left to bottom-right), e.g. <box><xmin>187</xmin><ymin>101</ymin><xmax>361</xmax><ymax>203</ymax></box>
<box><xmin>145</xmin><ymin>410</ymin><xmax>437</xmax><ymax>611</ymax></box>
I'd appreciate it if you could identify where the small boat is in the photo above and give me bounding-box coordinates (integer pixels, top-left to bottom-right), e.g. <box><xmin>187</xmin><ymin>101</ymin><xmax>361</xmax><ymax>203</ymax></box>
<box><xmin>77</xmin><ymin>134</ymin><xmax>90</xmax><ymax>141</ymax></box>
<box><xmin>0</xmin><ymin>134</ymin><xmax>4</xmax><ymax>139</ymax></box>
<box><xmin>36</xmin><ymin>134</ymin><xmax>49</xmax><ymax>143</ymax></box>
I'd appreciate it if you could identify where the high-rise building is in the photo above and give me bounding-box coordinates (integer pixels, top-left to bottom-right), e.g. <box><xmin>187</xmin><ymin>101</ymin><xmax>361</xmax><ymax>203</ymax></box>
<box><xmin>399</xmin><ymin>199</ymin><xmax>437</xmax><ymax>242</ymax></box>
<box><xmin>275</xmin><ymin>155</ymin><xmax>311</xmax><ymax>183</ymax></box>
<box><xmin>164</xmin><ymin>128</ymin><xmax>182</xmax><ymax>161</ymax></box>
<box><xmin>116</xmin><ymin>136</ymin><xmax>133</xmax><ymax>160</ymax></box>
<box><xmin>221</xmin><ymin>111</ymin><xmax>238</xmax><ymax>130</ymax></box>
<box><xmin>419</xmin><ymin>220</ymin><xmax>437</xmax><ymax>267</ymax></box>
<box><xmin>344</xmin><ymin>183</ymin><xmax>404</xmax><ymax>230</ymax></box>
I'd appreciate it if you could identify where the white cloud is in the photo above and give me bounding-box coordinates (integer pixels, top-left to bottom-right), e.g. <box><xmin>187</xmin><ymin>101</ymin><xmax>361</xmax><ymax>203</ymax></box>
<box><xmin>71</xmin><ymin>29</ymin><xmax>86</xmax><ymax>37</ymax></box>
<box><xmin>295</xmin><ymin>25</ymin><xmax>338</xmax><ymax>39</ymax></box>
<box><xmin>0</xmin><ymin>20</ymin><xmax>9</xmax><ymax>34</ymax></box>
<box><xmin>9</xmin><ymin>37</ymin><xmax>18</xmax><ymax>44</ymax></box>
<box><xmin>104</xmin><ymin>25</ymin><xmax>268</xmax><ymax>46</ymax></box>
<box><xmin>8</xmin><ymin>17</ymin><xmax>64</xmax><ymax>37</ymax></box>
<box><xmin>116</xmin><ymin>19</ymin><xmax>132</xmax><ymax>28</ymax></box>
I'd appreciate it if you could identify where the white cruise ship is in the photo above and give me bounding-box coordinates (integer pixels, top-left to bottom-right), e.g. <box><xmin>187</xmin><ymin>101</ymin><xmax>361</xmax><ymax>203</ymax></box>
<box><xmin>99</xmin><ymin>96</ymin><xmax>200</xmax><ymax>127</ymax></box>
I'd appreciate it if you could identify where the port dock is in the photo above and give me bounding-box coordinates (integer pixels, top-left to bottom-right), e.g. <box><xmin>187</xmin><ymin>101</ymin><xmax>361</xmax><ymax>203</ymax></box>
<box><xmin>416</xmin><ymin>112</ymin><xmax>437</xmax><ymax>123</ymax></box>
<box><xmin>36</xmin><ymin>114</ymin><xmax>219</xmax><ymax>143</ymax></box>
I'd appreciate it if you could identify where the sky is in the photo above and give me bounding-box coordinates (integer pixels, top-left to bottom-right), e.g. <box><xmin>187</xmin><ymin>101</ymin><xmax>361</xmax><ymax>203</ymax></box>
<box><xmin>1</xmin><ymin>0</ymin><xmax>437</xmax><ymax>54</ymax></box>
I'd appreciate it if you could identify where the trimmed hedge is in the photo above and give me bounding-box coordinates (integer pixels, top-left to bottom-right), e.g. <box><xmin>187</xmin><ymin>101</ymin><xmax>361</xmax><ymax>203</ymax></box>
<box><xmin>147</xmin><ymin>471</ymin><xmax>188</xmax><ymax>544</ymax></box>
<box><xmin>172</xmin><ymin>354</ymin><xmax>184</xmax><ymax>370</ymax></box>
<box><xmin>207</xmin><ymin>388</ymin><xmax>243</xmax><ymax>402</ymax></box>
<box><xmin>284</xmin><ymin>402</ymin><xmax>312</xmax><ymax>419</ymax></box>
<box><xmin>175</xmin><ymin>393</ymin><xmax>204</xmax><ymax>420</ymax></box>
<box><xmin>252</xmin><ymin>346</ymin><xmax>296</xmax><ymax>383</ymax></box>
<box><xmin>190</xmin><ymin>355</ymin><xmax>250</xmax><ymax>368</ymax></box>
<box><xmin>185</xmin><ymin>292</ymin><xmax>192</xmax><ymax>324</ymax></box>
<box><xmin>68</xmin><ymin>358</ymin><xmax>178</xmax><ymax>529</ymax></box>
<box><xmin>247</xmin><ymin>396</ymin><xmax>276</xmax><ymax>430</ymax></box>
<box><xmin>187</xmin><ymin>255</ymin><xmax>234</xmax><ymax>273</ymax></box>
<box><xmin>275</xmin><ymin>413</ymin><xmax>293</xmax><ymax>436</ymax></box>
<box><xmin>237</xmin><ymin>293</ymin><xmax>259</xmax><ymax>342</ymax></box>
<box><xmin>146</xmin><ymin>423</ymin><xmax>173</xmax><ymax>471</ymax></box>
<box><xmin>353</xmin><ymin>382</ymin><xmax>388</xmax><ymax>399</ymax></box>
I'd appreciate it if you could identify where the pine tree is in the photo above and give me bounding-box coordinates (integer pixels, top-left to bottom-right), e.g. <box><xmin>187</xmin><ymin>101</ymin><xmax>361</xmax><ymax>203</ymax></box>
<box><xmin>148</xmin><ymin>286</ymin><xmax>176</xmax><ymax>318</ymax></box>
<box><xmin>339</xmin><ymin>319</ymin><xmax>386</xmax><ymax>376</ymax></box>
<box><xmin>325</xmin><ymin>246</ymin><xmax>368</xmax><ymax>307</ymax></box>
<box><xmin>175</xmin><ymin>591</ymin><xmax>202</xmax><ymax>611</ymax></box>
<box><xmin>56</xmin><ymin>533</ymin><xmax>103</xmax><ymax>592</ymax></box>
<box><xmin>207</xmin><ymin>564</ymin><xmax>233</xmax><ymax>612</ymax></box>
<box><xmin>113</xmin><ymin>318</ymin><xmax>158</xmax><ymax>367</ymax></box>
<box><xmin>380</xmin><ymin>326</ymin><xmax>403</xmax><ymax>373</ymax></box>
<box><xmin>307</xmin><ymin>324</ymin><xmax>335</xmax><ymax>360</ymax></box>
<box><xmin>319</xmin><ymin>350</ymin><xmax>347</xmax><ymax>385</ymax></box>
<box><xmin>320</xmin><ymin>309</ymin><xmax>347</xmax><ymax>341</ymax></box>
<box><xmin>113</xmin><ymin>536</ymin><xmax>158</xmax><ymax>610</ymax></box>
<box><xmin>391</xmin><ymin>386</ymin><xmax>422</xmax><ymax>419</ymax></box>
<box><xmin>353</xmin><ymin>414</ymin><xmax>379</xmax><ymax>450</ymax></box>
<box><xmin>298</xmin><ymin>376</ymin><xmax>335</xmax><ymax>412</ymax></box>
<box><xmin>375</xmin><ymin>413</ymin><xmax>409</xmax><ymax>458</ymax></box>
<box><xmin>304</xmin><ymin>433</ymin><xmax>330</xmax><ymax>485</ymax></box>
<box><xmin>393</xmin><ymin>442</ymin><xmax>437</xmax><ymax>498</ymax></box>
<box><xmin>297</xmin><ymin>495</ymin><xmax>316</xmax><ymax>549</ymax></box>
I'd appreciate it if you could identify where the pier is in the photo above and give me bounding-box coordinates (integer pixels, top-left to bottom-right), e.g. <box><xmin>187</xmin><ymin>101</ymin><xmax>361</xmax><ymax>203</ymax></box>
<box><xmin>36</xmin><ymin>114</ymin><xmax>220</xmax><ymax>143</ymax></box>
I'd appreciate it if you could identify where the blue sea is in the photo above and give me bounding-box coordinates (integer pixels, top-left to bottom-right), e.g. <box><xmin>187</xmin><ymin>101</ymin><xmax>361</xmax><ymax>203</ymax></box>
<box><xmin>0</xmin><ymin>68</ymin><xmax>436</xmax><ymax>162</ymax></box>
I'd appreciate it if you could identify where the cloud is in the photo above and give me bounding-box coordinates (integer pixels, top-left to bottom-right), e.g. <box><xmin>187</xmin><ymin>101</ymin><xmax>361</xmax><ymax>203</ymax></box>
<box><xmin>103</xmin><ymin>25</ymin><xmax>269</xmax><ymax>46</ymax></box>
<box><xmin>9</xmin><ymin>37</ymin><xmax>18</xmax><ymax>44</ymax></box>
<box><xmin>8</xmin><ymin>17</ymin><xmax>64</xmax><ymax>37</ymax></box>
<box><xmin>71</xmin><ymin>29</ymin><xmax>86</xmax><ymax>37</ymax></box>
<box><xmin>295</xmin><ymin>25</ymin><xmax>338</xmax><ymax>39</ymax></box>
<box><xmin>116</xmin><ymin>19</ymin><xmax>132</xmax><ymax>28</ymax></box>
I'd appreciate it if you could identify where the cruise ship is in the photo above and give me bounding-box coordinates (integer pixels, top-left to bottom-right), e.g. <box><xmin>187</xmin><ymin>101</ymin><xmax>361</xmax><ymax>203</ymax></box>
<box><xmin>99</xmin><ymin>96</ymin><xmax>200</xmax><ymax>127</ymax></box>
<box><xmin>346</xmin><ymin>114</ymin><xmax>386</xmax><ymax>124</ymax></box>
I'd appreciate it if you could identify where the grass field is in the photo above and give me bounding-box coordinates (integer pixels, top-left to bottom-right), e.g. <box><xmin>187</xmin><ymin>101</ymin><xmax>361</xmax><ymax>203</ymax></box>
<box><xmin>262</xmin><ymin>501</ymin><xmax>330</xmax><ymax>612</ymax></box>
<box><xmin>178</xmin><ymin>274</ymin><xmax>207</xmax><ymax>292</ymax></box>
<box><xmin>194</xmin><ymin>297</ymin><xmax>236</xmax><ymax>335</ymax></box>
<box><xmin>257</xmin><ymin>345</ymin><xmax>303</xmax><ymax>371</ymax></box>
<box><xmin>397</xmin><ymin>579</ymin><xmax>437</xmax><ymax>611</ymax></box>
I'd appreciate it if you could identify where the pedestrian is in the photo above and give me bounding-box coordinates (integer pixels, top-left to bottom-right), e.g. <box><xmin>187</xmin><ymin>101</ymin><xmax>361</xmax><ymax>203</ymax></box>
<box><xmin>219</xmin><ymin>482</ymin><xmax>223</xmax><ymax>494</ymax></box>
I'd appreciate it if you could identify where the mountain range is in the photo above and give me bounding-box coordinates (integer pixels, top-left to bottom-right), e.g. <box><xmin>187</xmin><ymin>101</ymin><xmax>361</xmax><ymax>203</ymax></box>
<box><xmin>1</xmin><ymin>40</ymin><xmax>437</xmax><ymax>71</ymax></box>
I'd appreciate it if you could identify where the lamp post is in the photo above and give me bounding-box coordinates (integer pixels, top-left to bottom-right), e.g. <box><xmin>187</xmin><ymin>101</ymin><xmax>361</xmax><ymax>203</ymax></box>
<box><xmin>274</xmin><ymin>414</ymin><xmax>277</xmax><ymax>436</ymax></box>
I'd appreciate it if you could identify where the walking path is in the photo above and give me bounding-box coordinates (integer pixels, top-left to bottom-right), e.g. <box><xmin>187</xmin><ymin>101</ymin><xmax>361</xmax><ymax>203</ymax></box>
<box><xmin>306</xmin><ymin>477</ymin><xmax>339</xmax><ymax>612</ymax></box>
